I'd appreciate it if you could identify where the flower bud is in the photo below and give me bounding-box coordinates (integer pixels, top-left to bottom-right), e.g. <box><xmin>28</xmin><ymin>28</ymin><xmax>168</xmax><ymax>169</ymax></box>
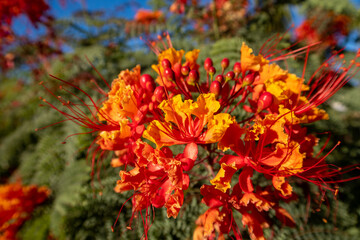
<box><xmin>257</xmin><ymin>91</ymin><xmax>273</xmax><ymax>112</ymax></box>
<box><xmin>225</xmin><ymin>71</ymin><xmax>235</xmax><ymax>81</ymax></box>
<box><xmin>153</xmin><ymin>86</ymin><xmax>166</xmax><ymax>103</ymax></box>
<box><xmin>215</xmin><ymin>74</ymin><xmax>224</xmax><ymax>84</ymax></box>
<box><xmin>208</xmin><ymin>66</ymin><xmax>216</xmax><ymax>76</ymax></box>
<box><xmin>181</xmin><ymin>65</ymin><xmax>190</xmax><ymax>76</ymax></box>
<box><xmin>221</xmin><ymin>58</ymin><xmax>229</xmax><ymax>70</ymax></box>
<box><xmin>173</xmin><ymin>62</ymin><xmax>182</xmax><ymax>78</ymax></box>
<box><xmin>210</xmin><ymin>80</ymin><xmax>222</xmax><ymax>97</ymax></box>
<box><xmin>233</xmin><ymin>62</ymin><xmax>241</xmax><ymax>75</ymax></box>
<box><xmin>161</xmin><ymin>58</ymin><xmax>171</xmax><ymax>68</ymax></box>
<box><xmin>164</xmin><ymin>67</ymin><xmax>175</xmax><ymax>81</ymax></box>
<box><xmin>188</xmin><ymin>70</ymin><xmax>199</xmax><ymax>85</ymax></box>
<box><xmin>140</xmin><ymin>74</ymin><xmax>155</xmax><ymax>92</ymax></box>
<box><xmin>204</xmin><ymin>57</ymin><xmax>213</xmax><ymax>71</ymax></box>
<box><xmin>242</xmin><ymin>71</ymin><xmax>258</xmax><ymax>87</ymax></box>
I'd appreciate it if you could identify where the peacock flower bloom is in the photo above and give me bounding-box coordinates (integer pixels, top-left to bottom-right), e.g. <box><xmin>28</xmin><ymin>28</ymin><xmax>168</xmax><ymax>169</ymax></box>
<box><xmin>151</xmin><ymin>46</ymin><xmax>201</xmax><ymax>91</ymax></box>
<box><xmin>151</xmin><ymin>47</ymin><xmax>185</xmax><ymax>88</ymax></box>
<box><xmin>0</xmin><ymin>182</ymin><xmax>50</xmax><ymax>240</ymax></box>
<box><xmin>216</xmin><ymin>115</ymin><xmax>303</xmax><ymax>198</ymax></box>
<box><xmin>193</xmin><ymin>208</ymin><xmax>225</xmax><ymax>240</ymax></box>
<box><xmin>98</xmin><ymin>65</ymin><xmax>157</xmax><ymax>127</ymax></box>
<box><xmin>40</xmin><ymin>64</ymin><xmax>157</xmax><ymax>170</ymax></box>
<box><xmin>98</xmin><ymin>82</ymin><xmax>137</xmax><ymax>123</ymax></box>
<box><xmin>152</xmin><ymin>48</ymin><xmax>185</xmax><ymax>71</ymax></box>
<box><xmin>134</xmin><ymin>9</ymin><xmax>163</xmax><ymax>25</ymax></box>
<box><xmin>241</xmin><ymin>43</ymin><xmax>308</xmax><ymax>112</ymax></box>
<box><xmin>95</xmin><ymin>65</ymin><xmax>159</xmax><ymax>167</ymax></box>
<box><xmin>240</xmin><ymin>42</ymin><xmax>360</xmax><ymax>125</ymax></box>
<box><xmin>295</xmin><ymin>19</ymin><xmax>321</xmax><ymax>45</ymax></box>
<box><xmin>184</xmin><ymin>49</ymin><xmax>200</xmax><ymax>71</ymax></box>
<box><xmin>198</xmin><ymin>183</ymin><xmax>294</xmax><ymax>240</ymax></box>
<box><xmin>114</xmin><ymin>140</ymin><xmax>197</xmax><ymax>229</ymax></box>
<box><xmin>98</xmin><ymin>66</ymin><xmax>141</xmax><ymax>122</ymax></box>
<box><xmin>278</xmin><ymin>104</ymin><xmax>328</xmax><ymax>124</ymax></box>
<box><xmin>169</xmin><ymin>0</ymin><xmax>191</xmax><ymax>14</ymax></box>
<box><xmin>295</xmin><ymin>13</ymin><xmax>351</xmax><ymax>46</ymax></box>
<box><xmin>143</xmin><ymin>93</ymin><xmax>234</xmax><ymax>148</ymax></box>
<box><xmin>96</xmin><ymin>119</ymin><xmax>132</xmax><ymax>151</ymax></box>
<box><xmin>240</xmin><ymin>42</ymin><xmax>269</xmax><ymax>73</ymax></box>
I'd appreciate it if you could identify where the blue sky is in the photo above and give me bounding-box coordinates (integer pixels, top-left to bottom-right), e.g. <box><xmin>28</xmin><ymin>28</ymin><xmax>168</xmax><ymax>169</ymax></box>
<box><xmin>11</xmin><ymin>0</ymin><xmax>360</xmax><ymax>51</ymax></box>
<box><xmin>12</xmin><ymin>0</ymin><xmax>150</xmax><ymax>37</ymax></box>
<box><xmin>48</xmin><ymin>0</ymin><xmax>149</xmax><ymax>19</ymax></box>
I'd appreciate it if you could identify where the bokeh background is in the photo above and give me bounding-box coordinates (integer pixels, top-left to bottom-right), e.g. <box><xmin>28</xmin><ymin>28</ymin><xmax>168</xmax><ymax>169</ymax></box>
<box><xmin>1</xmin><ymin>0</ymin><xmax>360</xmax><ymax>239</ymax></box>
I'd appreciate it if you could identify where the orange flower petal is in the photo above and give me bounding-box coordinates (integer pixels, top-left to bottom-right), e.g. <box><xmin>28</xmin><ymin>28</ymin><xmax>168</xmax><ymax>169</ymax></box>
<box><xmin>210</xmin><ymin>163</ymin><xmax>237</xmax><ymax>193</ymax></box>
<box><xmin>272</xmin><ymin>176</ymin><xmax>293</xmax><ymax>197</ymax></box>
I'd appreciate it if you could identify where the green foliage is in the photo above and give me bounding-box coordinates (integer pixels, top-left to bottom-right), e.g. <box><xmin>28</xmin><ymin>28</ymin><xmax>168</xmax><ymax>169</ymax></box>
<box><xmin>19</xmin><ymin>211</ymin><xmax>52</xmax><ymax>240</ymax></box>
<box><xmin>302</xmin><ymin>0</ymin><xmax>357</xmax><ymax>15</ymax></box>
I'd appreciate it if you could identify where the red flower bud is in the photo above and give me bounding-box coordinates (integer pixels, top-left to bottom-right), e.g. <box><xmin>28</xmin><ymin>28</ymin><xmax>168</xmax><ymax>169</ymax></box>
<box><xmin>208</xmin><ymin>66</ymin><xmax>216</xmax><ymax>76</ymax></box>
<box><xmin>221</xmin><ymin>58</ymin><xmax>229</xmax><ymax>70</ymax></box>
<box><xmin>204</xmin><ymin>57</ymin><xmax>213</xmax><ymax>71</ymax></box>
<box><xmin>188</xmin><ymin>70</ymin><xmax>199</xmax><ymax>84</ymax></box>
<box><xmin>215</xmin><ymin>74</ymin><xmax>224</xmax><ymax>84</ymax></box>
<box><xmin>164</xmin><ymin>67</ymin><xmax>175</xmax><ymax>81</ymax></box>
<box><xmin>210</xmin><ymin>80</ymin><xmax>222</xmax><ymax>97</ymax></box>
<box><xmin>153</xmin><ymin>86</ymin><xmax>166</xmax><ymax>103</ymax></box>
<box><xmin>140</xmin><ymin>74</ymin><xmax>155</xmax><ymax>92</ymax></box>
<box><xmin>242</xmin><ymin>71</ymin><xmax>258</xmax><ymax>87</ymax></box>
<box><xmin>225</xmin><ymin>71</ymin><xmax>235</xmax><ymax>81</ymax></box>
<box><xmin>257</xmin><ymin>91</ymin><xmax>273</xmax><ymax>111</ymax></box>
<box><xmin>161</xmin><ymin>58</ymin><xmax>171</xmax><ymax>68</ymax></box>
<box><xmin>233</xmin><ymin>62</ymin><xmax>241</xmax><ymax>75</ymax></box>
<box><xmin>181</xmin><ymin>65</ymin><xmax>190</xmax><ymax>76</ymax></box>
<box><xmin>173</xmin><ymin>62</ymin><xmax>182</xmax><ymax>78</ymax></box>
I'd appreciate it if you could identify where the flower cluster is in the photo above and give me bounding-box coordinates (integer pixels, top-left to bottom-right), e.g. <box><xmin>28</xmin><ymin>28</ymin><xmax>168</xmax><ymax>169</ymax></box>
<box><xmin>42</xmin><ymin>34</ymin><xmax>360</xmax><ymax>239</ymax></box>
<box><xmin>295</xmin><ymin>13</ymin><xmax>351</xmax><ymax>47</ymax></box>
<box><xmin>0</xmin><ymin>0</ymin><xmax>50</xmax><ymax>47</ymax></box>
<box><xmin>169</xmin><ymin>0</ymin><xmax>248</xmax><ymax>35</ymax></box>
<box><xmin>125</xmin><ymin>9</ymin><xmax>164</xmax><ymax>36</ymax></box>
<box><xmin>0</xmin><ymin>0</ymin><xmax>60</xmax><ymax>73</ymax></box>
<box><xmin>0</xmin><ymin>182</ymin><xmax>50</xmax><ymax>240</ymax></box>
